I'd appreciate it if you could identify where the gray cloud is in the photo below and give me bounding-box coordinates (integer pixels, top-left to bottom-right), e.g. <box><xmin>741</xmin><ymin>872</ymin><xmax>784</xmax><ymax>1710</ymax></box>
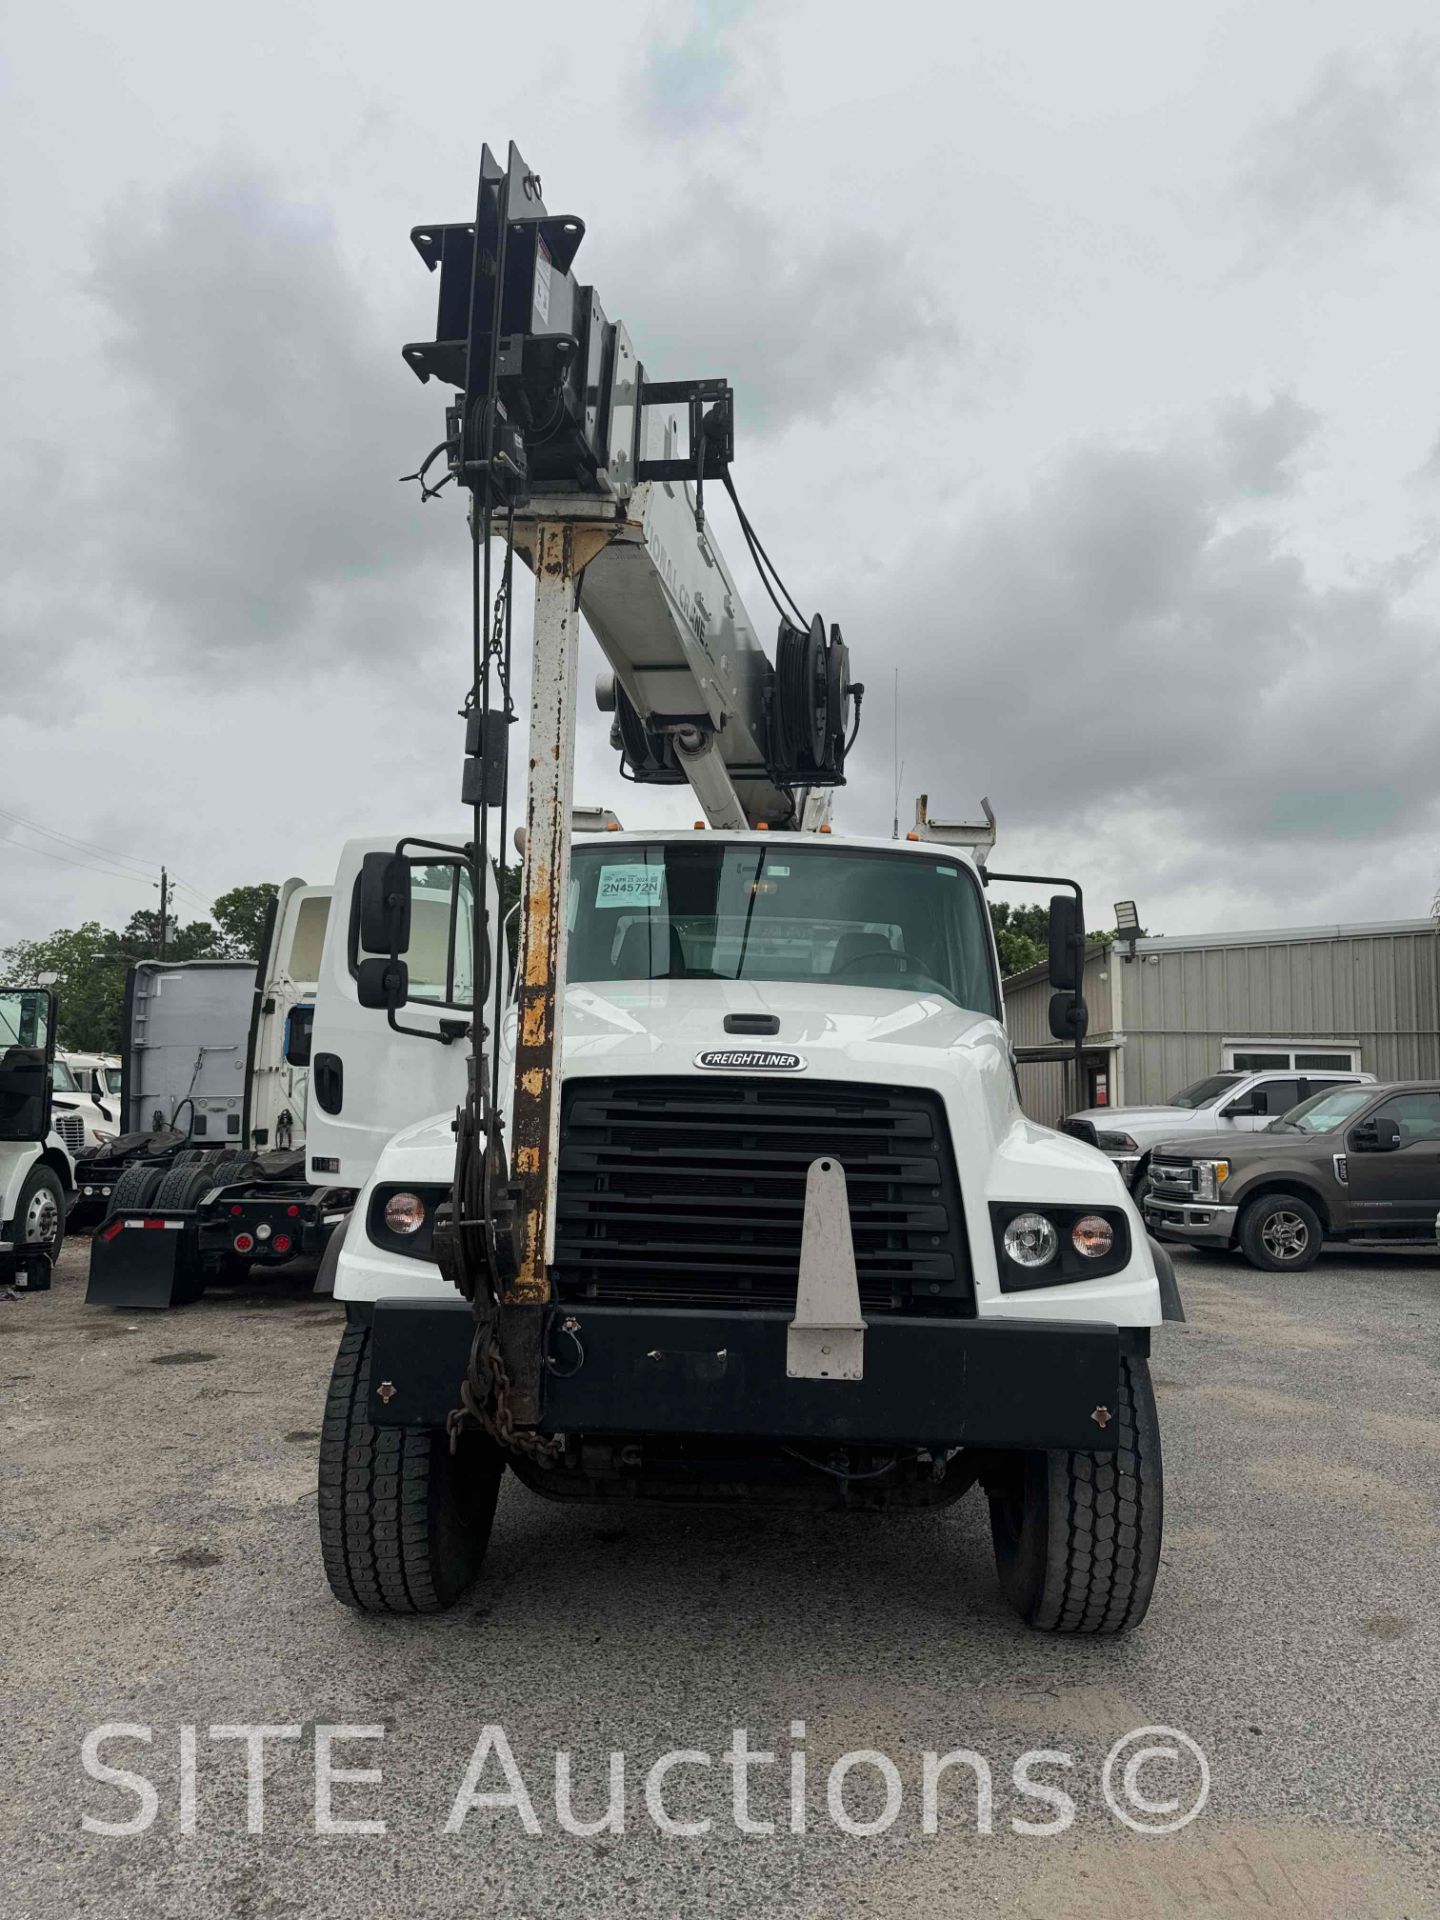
<box><xmin>830</xmin><ymin>395</ymin><xmax>1440</xmax><ymax>918</ymax></box>
<box><xmin>67</xmin><ymin>168</ymin><xmax>461</xmax><ymax>673</ymax></box>
<box><xmin>588</xmin><ymin>176</ymin><xmax>964</xmax><ymax>433</ymax></box>
<box><xmin>1237</xmin><ymin>43</ymin><xmax>1440</xmax><ymax>236</ymax></box>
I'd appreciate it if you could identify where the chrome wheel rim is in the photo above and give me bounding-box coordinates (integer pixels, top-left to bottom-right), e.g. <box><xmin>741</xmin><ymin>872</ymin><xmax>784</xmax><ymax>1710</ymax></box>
<box><xmin>1261</xmin><ymin>1210</ymin><xmax>1309</xmax><ymax>1262</ymax></box>
<box><xmin>24</xmin><ymin>1187</ymin><xmax>60</xmax><ymax>1253</ymax></box>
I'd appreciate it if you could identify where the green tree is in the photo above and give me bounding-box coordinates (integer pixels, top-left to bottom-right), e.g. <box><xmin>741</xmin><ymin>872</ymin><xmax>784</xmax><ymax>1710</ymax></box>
<box><xmin>988</xmin><ymin>900</ymin><xmax>1050</xmax><ymax>978</ymax></box>
<box><xmin>0</xmin><ymin>921</ymin><xmax>131</xmax><ymax>1051</ymax></box>
<box><xmin>211</xmin><ymin>883</ymin><xmax>280</xmax><ymax>959</ymax></box>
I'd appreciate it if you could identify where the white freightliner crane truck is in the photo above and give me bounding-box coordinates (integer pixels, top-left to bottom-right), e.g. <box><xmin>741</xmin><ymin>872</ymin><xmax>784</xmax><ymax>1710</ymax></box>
<box><xmin>316</xmin><ymin>144</ymin><xmax>1183</xmax><ymax>1634</ymax></box>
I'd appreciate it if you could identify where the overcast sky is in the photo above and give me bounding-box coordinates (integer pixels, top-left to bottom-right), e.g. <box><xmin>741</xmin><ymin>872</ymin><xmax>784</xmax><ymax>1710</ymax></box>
<box><xmin>4</xmin><ymin>0</ymin><xmax>1440</xmax><ymax>950</ymax></box>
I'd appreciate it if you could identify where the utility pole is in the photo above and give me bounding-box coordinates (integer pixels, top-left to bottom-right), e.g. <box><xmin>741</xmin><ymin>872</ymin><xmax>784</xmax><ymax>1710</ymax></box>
<box><xmin>158</xmin><ymin>867</ymin><xmax>168</xmax><ymax>960</ymax></box>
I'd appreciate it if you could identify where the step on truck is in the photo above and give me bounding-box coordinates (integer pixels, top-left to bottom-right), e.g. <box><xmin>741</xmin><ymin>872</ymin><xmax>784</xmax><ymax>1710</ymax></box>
<box><xmin>1</xmin><ymin>986</ymin><xmax>74</xmax><ymax>1294</ymax></box>
<box><xmin>316</xmin><ymin>142</ymin><xmax>1182</xmax><ymax>1634</ymax></box>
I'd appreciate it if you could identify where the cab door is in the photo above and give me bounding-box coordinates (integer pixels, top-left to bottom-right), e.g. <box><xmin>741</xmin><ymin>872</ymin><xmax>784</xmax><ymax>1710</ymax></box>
<box><xmin>0</xmin><ymin>988</ymin><xmax>57</xmax><ymax>1142</ymax></box>
<box><xmin>1344</xmin><ymin>1091</ymin><xmax>1440</xmax><ymax>1230</ymax></box>
<box><xmin>306</xmin><ymin>837</ymin><xmax>498</xmax><ymax>1190</ymax></box>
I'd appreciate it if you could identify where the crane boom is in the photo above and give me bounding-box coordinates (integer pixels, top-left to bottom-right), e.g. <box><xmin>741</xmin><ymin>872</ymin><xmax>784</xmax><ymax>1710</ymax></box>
<box><xmin>405</xmin><ymin>142</ymin><xmax>856</xmax><ymax>836</ymax></box>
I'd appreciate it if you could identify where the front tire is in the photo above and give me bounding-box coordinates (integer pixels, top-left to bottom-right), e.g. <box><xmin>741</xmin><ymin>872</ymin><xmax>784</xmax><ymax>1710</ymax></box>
<box><xmin>987</xmin><ymin>1353</ymin><xmax>1162</xmax><ymax>1634</ymax></box>
<box><xmin>1238</xmin><ymin>1191</ymin><xmax>1322</xmax><ymax>1272</ymax></box>
<box><xmin>17</xmin><ymin>1165</ymin><xmax>66</xmax><ymax>1259</ymax></box>
<box><xmin>318</xmin><ymin>1322</ymin><xmax>504</xmax><ymax>1614</ymax></box>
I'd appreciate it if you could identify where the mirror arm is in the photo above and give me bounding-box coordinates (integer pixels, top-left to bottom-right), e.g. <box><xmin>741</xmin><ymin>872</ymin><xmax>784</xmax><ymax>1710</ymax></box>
<box><xmin>386</xmin><ymin>1004</ymin><xmax>462</xmax><ymax>1048</ymax></box>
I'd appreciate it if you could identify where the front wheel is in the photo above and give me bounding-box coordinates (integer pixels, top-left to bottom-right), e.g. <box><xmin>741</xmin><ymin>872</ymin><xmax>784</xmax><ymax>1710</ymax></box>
<box><xmin>17</xmin><ymin>1165</ymin><xmax>66</xmax><ymax>1260</ymax></box>
<box><xmin>986</xmin><ymin>1353</ymin><xmax>1162</xmax><ymax>1634</ymax></box>
<box><xmin>1238</xmin><ymin>1191</ymin><xmax>1322</xmax><ymax>1272</ymax></box>
<box><xmin>318</xmin><ymin>1323</ymin><xmax>504</xmax><ymax>1613</ymax></box>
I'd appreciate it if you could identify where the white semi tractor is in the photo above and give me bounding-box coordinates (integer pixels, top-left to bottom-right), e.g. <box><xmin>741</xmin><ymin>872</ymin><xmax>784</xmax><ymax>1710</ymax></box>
<box><xmin>311</xmin><ymin>143</ymin><xmax>1182</xmax><ymax>1636</ymax></box>
<box><xmin>0</xmin><ymin>986</ymin><xmax>75</xmax><ymax>1292</ymax></box>
<box><xmin>84</xmin><ymin>855</ymin><xmax>499</xmax><ymax>1309</ymax></box>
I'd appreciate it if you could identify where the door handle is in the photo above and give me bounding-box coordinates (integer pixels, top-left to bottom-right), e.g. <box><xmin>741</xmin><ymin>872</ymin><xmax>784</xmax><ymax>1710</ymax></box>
<box><xmin>313</xmin><ymin>1052</ymin><xmax>343</xmax><ymax>1114</ymax></box>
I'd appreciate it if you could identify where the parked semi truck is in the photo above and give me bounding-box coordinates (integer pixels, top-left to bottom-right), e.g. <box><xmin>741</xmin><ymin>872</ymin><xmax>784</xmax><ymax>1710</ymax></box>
<box><xmin>84</xmin><ymin>879</ymin><xmax>347</xmax><ymax>1306</ymax></box>
<box><xmin>85</xmin><ymin>852</ymin><xmax>501</xmax><ymax>1308</ymax></box>
<box><xmin>312</xmin><ymin>143</ymin><xmax>1182</xmax><ymax>1636</ymax></box>
<box><xmin>1</xmin><ymin>986</ymin><xmax>75</xmax><ymax>1292</ymax></box>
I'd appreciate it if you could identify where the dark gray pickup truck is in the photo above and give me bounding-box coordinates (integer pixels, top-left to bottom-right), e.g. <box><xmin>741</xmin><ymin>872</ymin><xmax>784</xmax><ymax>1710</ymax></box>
<box><xmin>1142</xmin><ymin>1081</ymin><xmax>1440</xmax><ymax>1271</ymax></box>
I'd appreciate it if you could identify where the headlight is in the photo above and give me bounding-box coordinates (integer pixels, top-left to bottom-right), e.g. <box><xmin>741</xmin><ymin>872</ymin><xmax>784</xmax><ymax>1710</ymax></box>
<box><xmin>1072</xmin><ymin>1214</ymin><xmax>1114</xmax><ymax>1259</ymax></box>
<box><xmin>383</xmin><ymin>1190</ymin><xmax>427</xmax><ymax>1235</ymax></box>
<box><xmin>1002</xmin><ymin>1211</ymin><xmax>1059</xmax><ymax>1268</ymax></box>
<box><xmin>1193</xmin><ymin>1160</ymin><xmax>1229</xmax><ymax>1203</ymax></box>
<box><xmin>1097</xmin><ymin>1131</ymin><xmax>1139</xmax><ymax>1154</ymax></box>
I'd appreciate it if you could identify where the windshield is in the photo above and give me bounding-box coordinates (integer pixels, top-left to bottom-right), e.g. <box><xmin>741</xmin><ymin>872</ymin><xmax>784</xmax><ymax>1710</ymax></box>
<box><xmin>1170</xmin><ymin>1073</ymin><xmax>1242</xmax><ymax>1109</ymax></box>
<box><xmin>1266</xmin><ymin>1086</ymin><xmax>1373</xmax><ymax>1135</ymax></box>
<box><xmin>50</xmin><ymin>1060</ymin><xmax>79</xmax><ymax>1092</ymax></box>
<box><xmin>567</xmin><ymin>842</ymin><xmax>999</xmax><ymax>1014</ymax></box>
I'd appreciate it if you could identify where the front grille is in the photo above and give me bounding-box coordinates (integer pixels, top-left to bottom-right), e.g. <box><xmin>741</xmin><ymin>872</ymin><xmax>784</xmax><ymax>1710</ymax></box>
<box><xmin>53</xmin><ymin>1112</ymin><xmax>85</xmax><ymax>1153</ymax></box>
<box><xmin>555</xmin><ymin>1076</ymin><xmax>974</xmax><ymax>1316</ymax></box>
<box><xmin>1148</xmin><ymin>1156</ymin><xmax>1196</xmax><ymax>1195</ymax></box>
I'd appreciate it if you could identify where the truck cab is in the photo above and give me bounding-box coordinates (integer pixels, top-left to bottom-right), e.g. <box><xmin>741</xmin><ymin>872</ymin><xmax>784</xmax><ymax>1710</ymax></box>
<box><xmin>50</xmin><ymin>1055</ymin><xmax>117</xmax><ymax>1157</ymax></box>
<box><xmin>1</xmin><ymin>987</ymin><xmax>74</xmax><ymax>1291</ymax></box>
<box><xmin>325</xmin><ymin>829</ymin><xmax>1178</xmax><ymax>1634</ymax></box>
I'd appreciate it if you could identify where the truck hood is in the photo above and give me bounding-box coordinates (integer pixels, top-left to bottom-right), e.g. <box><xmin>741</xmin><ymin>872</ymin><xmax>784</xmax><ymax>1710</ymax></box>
<box><xmin>1151</xmin><ymin>1128</ymin><xmax>1304</xmax><ymax>1160</ymax></box>
<box><xmin>1071</xmin><ymin>1104</ymin><xmax>1206</xmax><ymax>1132</ymax></box>
<box><xmin>544</xmin><ymin>977</ymin><xmax>1005</xmax><ymax>1067</ymax></box>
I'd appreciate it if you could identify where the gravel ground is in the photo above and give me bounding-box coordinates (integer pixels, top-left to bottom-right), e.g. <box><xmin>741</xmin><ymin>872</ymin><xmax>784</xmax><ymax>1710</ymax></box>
<box><xmin>3</xmin><ymin>1239</ymin><xmax>1438</xmax><ymax>1918</ymax></box>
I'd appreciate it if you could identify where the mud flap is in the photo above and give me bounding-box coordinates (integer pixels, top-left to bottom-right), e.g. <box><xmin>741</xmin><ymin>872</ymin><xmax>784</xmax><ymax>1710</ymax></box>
<box><xmin>86</xmin><ymin>1217</ymin><xmax>203</xmax><ymax>1309</ymax></box>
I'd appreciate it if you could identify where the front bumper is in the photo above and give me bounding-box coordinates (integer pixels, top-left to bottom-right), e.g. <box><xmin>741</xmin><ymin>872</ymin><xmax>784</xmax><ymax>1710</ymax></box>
<box><xmin>1143</xmin><ymin>1196</ymin><xmax>1238</xmax><ymax>1246</ymax></box>
<box><xmin>362</xmin><ymin>1300</ymin><xmax>1144</xmax><ymax>1453</ymax></box>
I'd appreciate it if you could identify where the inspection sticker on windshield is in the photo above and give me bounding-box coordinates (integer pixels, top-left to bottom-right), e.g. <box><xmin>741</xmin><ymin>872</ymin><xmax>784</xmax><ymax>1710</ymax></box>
<box><xmin>595</xmin><ymin>864</ymin><xmax>664</xmax><ymax>908</ymax></box>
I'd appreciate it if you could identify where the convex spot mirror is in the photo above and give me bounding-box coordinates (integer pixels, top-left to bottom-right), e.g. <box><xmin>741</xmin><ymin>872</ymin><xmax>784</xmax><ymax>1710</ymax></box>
<box><xmin>1348</xmin><ymin>1114</ymin><xmax>1401</xmax><ymax>1153</ymax></box>
<box><xmin>359</xmin><ymin>852</ymin><xmax>412</xmax><ymax>957</ymax></box>
<box><xmin>1048</xmin><ymin>990</ymin><xmax>1089</xmax><ymax>1043</ymax></box>
<box><xmin>356</xmin><ymin>956</ymin><xmax>410</xmax><ymax>1012</ymax></box>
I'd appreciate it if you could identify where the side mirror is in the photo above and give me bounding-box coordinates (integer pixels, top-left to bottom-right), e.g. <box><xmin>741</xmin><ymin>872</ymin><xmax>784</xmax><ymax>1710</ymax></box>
<box><xmin>1222</xmin><ymin>1094</ymin><xmax>1263</xmax><ymax>1119</ymax></box>
<box><xmin>356</xmin><ymin>956</ymin><xmax>409</xmax><ymax>1012</ymax></box>
<box><xmin>1049</xmin><ymin>991</ymin><xmax>1088</xmax><ymax>1043</ymax></box>
<box><xmin>1350</xmin><ymin>1115</ymin><xmax>1400</xmax><ymax>1153</ymax></box>
<box><xmin>358</xmin><ymin>853</ymin><xmax>412</xmax><ymax>957</ymax></box>
<box><xmin>1048</xmin><ymin>895</ymin><xmax>1085</xmax><ymax>992</ymax></box>
<box><xmin>1059</xmin><ymin>1116</ymin><xmax>1100</xmax><ymax>1148</ymax></box>
<box><xmin>283</xmin><ymin>1004</ymin><xmax>314</xmax><ymax>1067</ymax></box>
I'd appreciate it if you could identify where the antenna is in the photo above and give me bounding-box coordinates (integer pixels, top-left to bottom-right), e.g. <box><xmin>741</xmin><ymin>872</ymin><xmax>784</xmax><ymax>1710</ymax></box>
<box><xmin>891</xmin><ymin>668</ymin><xmax>900</xmax><ymax>840</ymax></box>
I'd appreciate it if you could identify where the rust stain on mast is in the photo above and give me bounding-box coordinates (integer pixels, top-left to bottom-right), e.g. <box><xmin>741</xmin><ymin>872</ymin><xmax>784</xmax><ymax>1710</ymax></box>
<box><xmin>507</xmin><ymin>518</ymin><xmax>614</xmax><ymax>1307</ymax></box>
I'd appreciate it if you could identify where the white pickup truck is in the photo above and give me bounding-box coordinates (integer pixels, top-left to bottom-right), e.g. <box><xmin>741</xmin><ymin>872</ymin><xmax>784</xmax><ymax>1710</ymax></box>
<box><xmin>1071</xmin><ymin>1066</ymin><xmax>1376</xmax><ymax>1193</ymax></box>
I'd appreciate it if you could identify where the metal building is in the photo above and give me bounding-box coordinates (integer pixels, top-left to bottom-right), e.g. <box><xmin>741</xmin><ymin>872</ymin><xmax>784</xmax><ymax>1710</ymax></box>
<box><xmin>1004</xmin><ymin>916</ymin><xmax>1440</xmax><ymax>1128</ymax></box>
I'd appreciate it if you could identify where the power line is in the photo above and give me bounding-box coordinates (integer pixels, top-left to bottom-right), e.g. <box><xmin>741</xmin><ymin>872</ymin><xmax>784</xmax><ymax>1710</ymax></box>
<box><xmin>0</xmin><ymin>834</ymin><xmax>157</xmax><ymax>887</ymax></box>
<box><xmin>0</xmin><ymin>803</ymin><xmax>187</xmax><ymax>889</ymax></box>
<box><xmin>0</xmin><ymin>804</ymin><xmax>215</xmax><ymax>907</ymax></box>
